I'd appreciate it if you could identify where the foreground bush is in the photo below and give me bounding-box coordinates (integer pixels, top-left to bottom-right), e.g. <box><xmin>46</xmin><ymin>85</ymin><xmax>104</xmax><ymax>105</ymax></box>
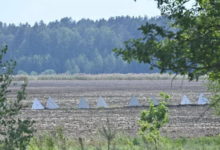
<box><xmin>138</xmin><ymin>93</ymin><xmax>169</xmax><ymax>150</ymax></box>
<box><xmin>0</xmin><ymin>46</ymin><xmax>35</xmax><ymax>150</ymax></box>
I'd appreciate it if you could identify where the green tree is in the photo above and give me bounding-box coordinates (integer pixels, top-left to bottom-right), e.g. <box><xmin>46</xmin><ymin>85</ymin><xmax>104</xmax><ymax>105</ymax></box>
<box><xmin>41</xmin><ymin>69</ymin><xmax>56</xmax><ymax>75</ymax></box>
<box><xmin>17</xmin><ymin>70</ymin><xmax>28</xmax><ymax>75</ymax></box>
<box><xmin>138</xmin><ymin>93</ymin><xmax>169</xmax><ymax>150</ymax></box>
<box><xmin>208</xmin><ymin>81</ymin><xmax>220</xmax><ymax>114</ymax></box>
<box><xmin>1</xmin><ymin>16</ymin><xmax>163</xmax><ymax>74</ymax></box>
<box><xmin>65</xmin><ymin>59</ymin><xmax>80</xmax><ymax>74</ymax></box>
<box><xmin>93</xmin><ymin>50</ymin><xmax>104</xmax><ymax>73</ymax></box>
<box><xmin>114</xmin><ymin>0</ymin><xmax>220</xmax><ymax>81</ymax></box>
<box><xmin>103</xmin><ymin>54</ymin><xmax>117</xmax><ymax>73</ymax></box>
<box><xmin>0</xmin><ymin>46</ymin><xmax>35</xmax><ymax>150</ymax></box>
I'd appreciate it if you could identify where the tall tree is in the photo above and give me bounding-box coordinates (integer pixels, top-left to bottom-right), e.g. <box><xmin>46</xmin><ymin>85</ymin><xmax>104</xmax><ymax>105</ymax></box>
<box><xmin>114</xmin><ymin>0</ymin><xmax>220</xmax><ymax>81</ymax></box>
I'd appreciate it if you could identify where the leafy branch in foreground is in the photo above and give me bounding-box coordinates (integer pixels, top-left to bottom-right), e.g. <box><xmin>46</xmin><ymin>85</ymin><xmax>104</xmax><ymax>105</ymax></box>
<box><xmin>207</xmin><ymin>79</ymin><xmax>220</xmax><ymax>115</ymax></box>
<box><xmin>114</xmin><ymin>0</ymin><xmax>220</xmax><ymax>81</ymax></box>
<box><xmin>0</xmin><ymin>46</ymin><xmax>35</xmax><ymax>150</ymax></box>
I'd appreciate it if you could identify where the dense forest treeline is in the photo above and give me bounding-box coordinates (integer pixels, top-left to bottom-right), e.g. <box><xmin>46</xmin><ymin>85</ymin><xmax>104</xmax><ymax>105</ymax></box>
<box><xmin>0</xmin><ymin>16</ymin><xmax>168</xmax><ymax>74</ymax></box>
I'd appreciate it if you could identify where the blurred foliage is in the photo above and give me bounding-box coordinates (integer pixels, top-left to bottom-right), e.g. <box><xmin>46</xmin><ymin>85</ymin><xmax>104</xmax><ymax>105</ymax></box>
<box><xmin>0</xmin><ymin>46</ymin><xmax>35</xmax><ymax>150</ymax></box>
<box><xmin>208</xmin><ymin>79</ymin><xmax>220</xmax><ymax>115</ymax></box>
<box><xmin>138</xmin><ymin>93</ymin><xmax>169</xmax><ymax>150</ymax></box>
<box><xmin>114</xmin><ymin>0</ymin><xmax>220</xmax><ymax>81</ymax></box>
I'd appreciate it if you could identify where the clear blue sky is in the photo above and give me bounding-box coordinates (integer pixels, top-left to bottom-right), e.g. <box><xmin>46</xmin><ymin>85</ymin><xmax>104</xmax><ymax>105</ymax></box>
<box><xmin>1</xmin><ymin>0</ymin><xmax>160</xmax><ymax>25</ymax></box>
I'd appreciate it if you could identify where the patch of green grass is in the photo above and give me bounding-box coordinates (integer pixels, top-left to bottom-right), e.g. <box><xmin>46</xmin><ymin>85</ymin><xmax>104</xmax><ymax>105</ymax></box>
<box><xmin>27</xmin><ymin>130</ymin><xmax>220</xmax><ymax>150</ymax></box>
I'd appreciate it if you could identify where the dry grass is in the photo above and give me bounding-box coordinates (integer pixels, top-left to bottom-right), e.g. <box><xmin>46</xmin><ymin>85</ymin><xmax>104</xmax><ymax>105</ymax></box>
<box><xmin>12</xmin><ymin>73</ymin><xmax>207</xmax><ymax>81</ymax></box>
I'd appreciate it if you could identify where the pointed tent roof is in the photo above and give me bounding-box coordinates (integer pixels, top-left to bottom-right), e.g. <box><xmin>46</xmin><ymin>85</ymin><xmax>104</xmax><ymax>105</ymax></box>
<box><xmin>151</xmin><ymin>96</ymin><xmax>159</xmax><ymax>106</ymax></box>
<box><xmin>78</xmin><ymin>98</ymin><xmax>90</xmax><ymax>109</ymax></box>
<box><xmin>97</xmin><ymin>97</ymin><xmax>108</xmax><ymax>108</ymax></box>
<box><xmin>32</xmin><ymin>98</ymin><xmax>44</xmax><ymax>110</ymax></box>
<box><xmin>181</xmin><ymin>95</ymin><xmax>191</xmax><ymax>105</ymax></box>
<box><xmin>198</xmin><ymin>93</ymin><xmax>209</xmax><ymax>105</ymax></box>
<box><xmin>128</xmin><ymin>96</ymin><xmax>140</xmax><ymax>106</ymax></box>
<box><xmin>46</xmin><ymin>97</ymin><xmax>59</xmax><ymax>109</ymax></box>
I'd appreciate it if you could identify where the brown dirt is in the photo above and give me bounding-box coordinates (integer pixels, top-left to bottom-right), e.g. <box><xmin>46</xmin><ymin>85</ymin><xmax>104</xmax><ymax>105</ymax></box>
<box><xmin>10</xmin><ymin>79</ymin><xmax>208</xmax><ymax>108</ymax></box>
<box><xmin>11</xmin><ymin>79</ymin><xmax>220</xmax><ymax>138</ymax></box>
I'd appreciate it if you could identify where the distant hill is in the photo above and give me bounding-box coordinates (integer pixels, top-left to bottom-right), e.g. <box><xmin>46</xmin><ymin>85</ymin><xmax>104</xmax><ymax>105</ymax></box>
<box><xmin>0</xmin><ymin>16</ymin><xmax>168</xmax><ymax>74</ymax></box>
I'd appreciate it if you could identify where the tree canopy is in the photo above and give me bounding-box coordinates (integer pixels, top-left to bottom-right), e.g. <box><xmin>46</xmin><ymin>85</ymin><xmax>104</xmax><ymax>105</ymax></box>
<box><xmin>0</xmin><ymin>16</ymin><xmax>169</xmax><ymax>74</ymax></box>
<box><xmin>114</xmin><ymin>0</ymin><xmax>220</xmax><ymax>81</ymax></box>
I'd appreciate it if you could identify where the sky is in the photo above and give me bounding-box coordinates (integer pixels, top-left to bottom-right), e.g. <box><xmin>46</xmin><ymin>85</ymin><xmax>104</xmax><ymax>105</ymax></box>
<box><xmin>0</xmin><ymin>0</ymin><xmax>160</xmax><ymax>25</ymax></box>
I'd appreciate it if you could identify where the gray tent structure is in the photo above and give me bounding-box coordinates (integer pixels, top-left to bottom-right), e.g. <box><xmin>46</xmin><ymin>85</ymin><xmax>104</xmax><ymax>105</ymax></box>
<box><xmin>78</xmin><ymin>98</ymin><xmax>90</xmax><ymax>109</ymax></box>
<box><xmin>46</xmin><ymin>97</ymin><xmax>59</xmax><ymax>109</ymax></box>
<box><xmin>128</xmin><ymin>96</ymin><xmax>140</xmax><ymax>106</ymax></box>
<box><xmin>198</xmin><ymin>93</ymin><xmax>209</xmax><ymax>105</ymax></box>
<box><xmin>151</xmin><ymin>96</ymin><xmax>159</xmax><ymax>106</ymax></box>
<box><xmin>180</xmin><ymin>95</ymin><xmax>191</xmax><ymax>105</ymax></box>
<box><xmin>32</xmin><ymin>98</ymin><xmax>44</xmax><ymax>110</ymax></box>
<box><xmin>97</xmin><ymin>97</ymin><xmax>108</xmax><ymax>108</ymax></box>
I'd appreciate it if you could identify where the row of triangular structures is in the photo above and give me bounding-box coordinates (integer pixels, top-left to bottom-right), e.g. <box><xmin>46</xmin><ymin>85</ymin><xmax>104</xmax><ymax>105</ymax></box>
<box><xmin>32</xmin><ymin>97</ymin><xmax>59</xmax><ymax>110</ymax></box>
<box><xmin>78</xmin><ymin>97</ymin><xmax>108</xmax><ymax>109</ymax></box>
<box><xmin>128</xmin><ymin>96</ymin><xmax>159</xmax><ymax>107</ymax></box>
<box><xmin>33</xmin><ymin>97</ymin><xmax>109</xmax><ymax>109</ymax></box>
<box><xmin>181</xmin><ymin>93</ymin><xmax>209</xmax><ymax>105</ymax></box>
<box><xmin>33</xmin><ymin>96</ymin><xmax>157</xmax><ymax>109</ymax></box>
<box><xmin>32</xmin><ymin>94</ymin><xmax>209</xmax><ymax>109</ymax></box>
<box><xmin>129</xmin><ymin>94</ymin><xmax>209</xmax><ymax>106</ymax></box>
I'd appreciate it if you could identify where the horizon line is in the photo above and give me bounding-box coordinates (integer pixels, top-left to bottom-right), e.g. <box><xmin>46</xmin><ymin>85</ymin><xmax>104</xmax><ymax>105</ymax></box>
<box><xmin>0</xmin><ymin>15</ymin><xmax>161</xmax><ymax>26</ymax></box>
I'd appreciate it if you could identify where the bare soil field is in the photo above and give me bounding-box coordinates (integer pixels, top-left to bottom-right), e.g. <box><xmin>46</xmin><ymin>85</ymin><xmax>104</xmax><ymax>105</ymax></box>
<box><xmin>10</xmin><ymin>79</ymin><xmax>208</xmax><ymax>108</ymax></box>
<box><xmin>9</xmin><ymin>79</ymin><xmax>220</xmax><ymax>138</ymax></box>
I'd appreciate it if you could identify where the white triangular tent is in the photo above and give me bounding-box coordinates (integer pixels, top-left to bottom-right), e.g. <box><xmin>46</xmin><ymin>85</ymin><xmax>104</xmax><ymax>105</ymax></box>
<box><xmin>180</xmin><ymin>95</ymin><xmax>191</xmax><ymax>105</ymax></box>
<box><xmin>78</xmin><ymin>98</ymin><xmax>90</xmax><ymax>109</ymax></box>
<box><xmin>32</xmin><ymin>98</ymin><xmax>44</xmax><ymax>110</ymax></box>
<box><xmin>46</xmin><ymin>97</ymin><xmax>59</xmax><ymax>109</ymax></box>
<box><xmin>97</xmin><ymin>97</ymin><xmax>108</xmax><ymax>108</ymax></box>
<box><xmin>198</xmin><ymin>93</ymin><xmax>209</xmax><ymax>105</ymax></box>
<box><xmin>128</xmin><ymin>96</ymin><xmax>140</xmax><ymax>106</ymax></box>
<box><xmin>151</xmin><ymin>96</ymin><xmax>159</xmax><ymax>106</ymax></box>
